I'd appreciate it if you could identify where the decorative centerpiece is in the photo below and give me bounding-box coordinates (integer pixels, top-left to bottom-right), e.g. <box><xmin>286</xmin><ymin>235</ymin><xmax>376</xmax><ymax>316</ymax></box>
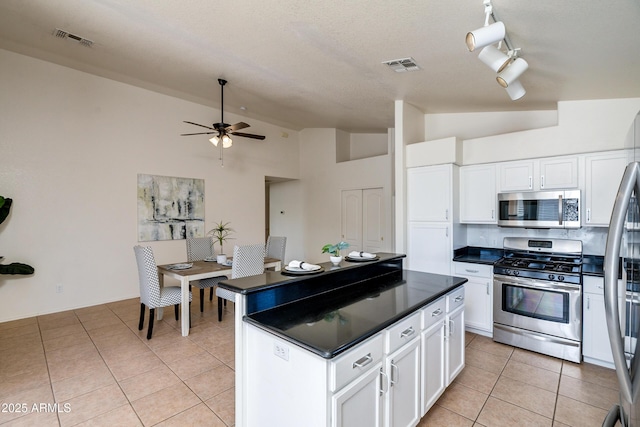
<box><xmin>0</xmin><ymin>195</ymin><xmax>34</xmax><ymax>275</ymax></box>
<box><xmin>321</xmin><ymin>241</ymin><xmax>350</xmax><ymax>266</ymax></box>
<box><xmin>207</xmin><ymin>220</ymin><xmax>234</xmax><ymax>264</ymax></box>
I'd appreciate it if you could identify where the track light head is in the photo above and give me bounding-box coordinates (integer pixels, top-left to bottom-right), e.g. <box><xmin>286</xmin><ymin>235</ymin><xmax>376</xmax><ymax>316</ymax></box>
<box><xmin>466</xmin><ymin>21</ymin><xmax>505</xmax><ymax>52</ymax></box>
<box><xmin>505</xmin><ymin>79</ymin><xmax>526</xmax><ymax>100</ymax></box>
<box><xmin>478</xmin><ymin>45</ymin><xmax>512</xmax><ymax>73</ymax></box>
<box><xmin>496</xmin><ymin>57</ymin><xmax>528</xmax><ymax>88</ymax></box>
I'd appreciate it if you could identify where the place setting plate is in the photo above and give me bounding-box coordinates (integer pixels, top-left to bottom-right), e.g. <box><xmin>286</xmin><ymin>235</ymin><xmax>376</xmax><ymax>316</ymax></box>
<box><xmin>345</xmin><ymin>254</ymin><xmax>379</xmax><ymax>262</ymax></box>
<box><xmin>168</xmin><ymin>263</ymin><xmax>193</xmax><ymax>270</ymax></box>
<box><xmin>282</xmin><ymin>265</ymin><xmax>325</xmax><ymax>276</ymax></box>
<box><xmin>204</xmin><ymin>256</ymin><xmax>217</xmax><ymax>262</ymax></box>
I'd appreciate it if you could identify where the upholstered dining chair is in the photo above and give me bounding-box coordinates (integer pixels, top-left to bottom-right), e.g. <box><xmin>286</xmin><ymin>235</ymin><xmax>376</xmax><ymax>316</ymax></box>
<box><xmin>216</xmin><ymin>243</ymin><xmax>265</xmax><ymax>321</ymax></box>
<box><xmin>186</xmin><ymin>237</ymin><xmax>228</xmax><ymax>313</ymax></box>
<box><xmin>134</xmin><ymin>245</ymin><xmax>192</xmax><ymax>339</ymax></box>
<box><xmin>266</xmin><ymin>235</ymin><xmax>287</xmax><ymax>264</ymax></box>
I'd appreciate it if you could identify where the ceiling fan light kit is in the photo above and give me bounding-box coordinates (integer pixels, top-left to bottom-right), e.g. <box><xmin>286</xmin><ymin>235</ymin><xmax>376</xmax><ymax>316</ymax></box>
<box><xmin>182</xmin><ymin>78</ymin><xmax>265</xmax><ymax>165</ymax></box>
<box><xmin>466</xmin><ymin>0</ymin><xmax>528</xmax><ymax>100</ymax></box>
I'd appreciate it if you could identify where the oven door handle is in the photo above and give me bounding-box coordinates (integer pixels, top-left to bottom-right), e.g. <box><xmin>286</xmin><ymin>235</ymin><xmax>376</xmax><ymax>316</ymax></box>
<box><xmin>494</xmin><ymin>275</ymin><xmax>579</xmax><ymax>293</ymax></box>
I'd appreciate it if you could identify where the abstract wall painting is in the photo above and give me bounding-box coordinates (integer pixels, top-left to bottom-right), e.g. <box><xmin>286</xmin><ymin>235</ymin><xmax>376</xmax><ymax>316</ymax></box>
<box><xmin>137</xmin><ymin>174</ymin><xmax>205</xmax><ymax>241</ymax></box>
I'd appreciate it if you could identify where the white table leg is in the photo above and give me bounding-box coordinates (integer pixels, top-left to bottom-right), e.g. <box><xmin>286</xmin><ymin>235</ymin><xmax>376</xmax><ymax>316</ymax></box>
<box><xmin>181</xmin><ymin>277</ymin><xmax>190</xmax><ymax>336</ymax></box>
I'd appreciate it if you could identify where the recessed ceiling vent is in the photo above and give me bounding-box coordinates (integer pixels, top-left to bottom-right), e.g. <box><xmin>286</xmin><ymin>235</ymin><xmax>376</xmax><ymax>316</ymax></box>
<box><xmin>53</xmin><ymin>28</ymin><xmax>94</xmax><ymax>47</ymax></box>
<box><xmin>382</xmin><ymin>57</ymin><xmax>421</xmax><ymax>72</ymax></box>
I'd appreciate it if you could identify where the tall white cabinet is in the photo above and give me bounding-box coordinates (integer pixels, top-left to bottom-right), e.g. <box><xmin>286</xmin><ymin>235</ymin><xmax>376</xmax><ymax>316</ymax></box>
<box><xmin>583</xmin><ymin>150</ymin><xmax>630</xmax><ymax>226</ymax></box>
<box><xmin>407</xmin><ymin>164</ymin><xmax>463</xmax><ymax>275</ymax></box>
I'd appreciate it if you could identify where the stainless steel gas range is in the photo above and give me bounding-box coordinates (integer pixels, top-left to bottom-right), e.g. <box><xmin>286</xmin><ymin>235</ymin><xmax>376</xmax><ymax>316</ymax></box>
<box><xmin>493</xmin><ymin>237</ymin><xmax>583</xmax><ymax>363</ymax></box>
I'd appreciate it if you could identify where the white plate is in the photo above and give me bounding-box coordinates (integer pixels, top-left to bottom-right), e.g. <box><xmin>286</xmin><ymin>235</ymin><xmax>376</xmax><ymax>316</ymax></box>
<box><xmin>219</xmin><ymin>261</ymin><xmax>233</xmax><ymax>267</ymax></box>
<box><xmin>285</xmin><ymin>265</ymin><xmax>321</xmax><ymax>272</ymax></box>
<box><xmin>204</xmin><ymin>257</ymin><xmax>217</xmax><ymax>262</ymax></box>
<box><xmin>169</xmin><ymin>263</ymin><xmax>193</xmax><ymax>270</ymax></box>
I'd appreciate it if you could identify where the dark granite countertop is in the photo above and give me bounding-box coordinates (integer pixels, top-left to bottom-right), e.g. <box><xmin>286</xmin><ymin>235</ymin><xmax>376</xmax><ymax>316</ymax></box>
<box><xmin>245</xmin><ymin>270</ymin><xmax>467</xmax><ymax>359</ymax></box>
<box><xmin>452</xmin><ymin>246</ymin><xmax>503</xmax><ymax>265</ymax></box>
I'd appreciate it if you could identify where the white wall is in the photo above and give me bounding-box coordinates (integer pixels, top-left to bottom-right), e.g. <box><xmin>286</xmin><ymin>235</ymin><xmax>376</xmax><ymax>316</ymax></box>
<box><xmin>0</xmin><ymin>49</ymin><xmax>300</xmax><ymax>322</ymax></box>
<box><xmin>299</xmin><ymin>129</ymin><xmax>393</xmax><ymax>263</ymax></box>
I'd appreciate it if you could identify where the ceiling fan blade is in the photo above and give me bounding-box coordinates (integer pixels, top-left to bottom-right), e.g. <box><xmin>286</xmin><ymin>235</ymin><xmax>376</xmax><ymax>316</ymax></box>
<box><xmin>230</xmin><ymin>131</ymin><xmax>266</xmax><ymax>140</ymax></box>
<box><xmin>184</xmin><ymin>121</ymin><xmax>215</xmax><ymax>130</ymax></box>
<box><xmin>225</xmin><ymin>122</ymin><xmax>250</xmax><ymax>132</ymax></box>
<box><xmin>181</xmin><ymin>132</ymin><xmax>216</xmax><ymax>136</ymax></box>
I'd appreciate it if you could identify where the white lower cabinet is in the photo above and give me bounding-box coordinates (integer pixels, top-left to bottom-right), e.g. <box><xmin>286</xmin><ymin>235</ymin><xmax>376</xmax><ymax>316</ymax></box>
<box><xmin>332</xmin><ymin>362</ymin><xmax>383</xmax><ymax>427</ymax></box>
<box><xmin>582</xmin><ymin>275</ymin><xmax>625</xmax><ymax>367</ymax></box>
<box><xmin>420</xmin><ymin>298</ymin><xmax>446</xmax><ymax>414</ymax></box>
<box><xmin>245</xmin><ymin>286</ymin><xmax>465</xmax><ymax>427</ymax></box>
<box><xmin>382</xmin><ymin>313</ymin><xmax>422</xmax><ymax>427</ymax></box>
<box><xmin>453</xmin><ymin>262</ymin><xmax>492</xmax><ymax>335</ymax></box>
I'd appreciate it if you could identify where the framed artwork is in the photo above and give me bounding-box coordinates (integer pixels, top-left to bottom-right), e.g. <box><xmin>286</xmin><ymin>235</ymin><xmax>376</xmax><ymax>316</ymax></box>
<box><xmin>137</xmin><ymin>174</ymin><xmax>205</xmax><ymax>241</ymax></box>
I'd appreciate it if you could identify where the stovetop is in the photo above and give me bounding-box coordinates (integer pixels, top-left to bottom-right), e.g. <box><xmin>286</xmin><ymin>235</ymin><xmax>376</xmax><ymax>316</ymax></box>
<box><xmin>494</xmin><ymin>238</ymin><xmax>583</xmax><ymax>285</ymax></box>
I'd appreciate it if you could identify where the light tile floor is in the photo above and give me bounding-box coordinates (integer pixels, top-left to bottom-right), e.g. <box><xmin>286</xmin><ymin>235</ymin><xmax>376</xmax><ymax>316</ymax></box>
<box><xmin>0</xmin><ymin>296</ymin><xmax>623</xmax><ymax>426</ymax></box>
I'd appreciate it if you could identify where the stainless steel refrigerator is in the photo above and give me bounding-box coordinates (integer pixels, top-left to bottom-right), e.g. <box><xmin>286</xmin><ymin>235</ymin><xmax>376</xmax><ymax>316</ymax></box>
<box><xmin>604</xmin><ymin>113</ymin><xmax>640</xmax><ymax>427</ymax></box>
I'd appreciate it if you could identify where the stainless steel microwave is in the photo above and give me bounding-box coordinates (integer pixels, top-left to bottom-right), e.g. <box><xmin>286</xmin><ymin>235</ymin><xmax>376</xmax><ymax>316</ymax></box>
<box><xmin>497</xmin><ymin>190</ymin><xmax>581</xmax><ymax>229</ymax></box>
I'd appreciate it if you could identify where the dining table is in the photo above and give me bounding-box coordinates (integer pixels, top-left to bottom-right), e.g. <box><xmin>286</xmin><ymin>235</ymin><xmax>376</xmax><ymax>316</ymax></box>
<box><xmin>157</xmin><ymin>257</ymin><xmax>282</xmax><ymax>336</ymax></box>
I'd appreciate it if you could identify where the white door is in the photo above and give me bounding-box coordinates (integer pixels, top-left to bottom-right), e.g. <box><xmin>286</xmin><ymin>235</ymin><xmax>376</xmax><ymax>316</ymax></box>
<box><xmin>341</xmin><ymin>190</ymin><xmax>363</xmax><ymax>251</ymax></box>
<box><xmin>342</xmin><ymin>188</ymin><xmax>385</xmax><ymax>253</ymax></box>
<box><xmin>363</xmin><ymin>188</ymin><xmax>384</xmax><ymax>253</ymax></box>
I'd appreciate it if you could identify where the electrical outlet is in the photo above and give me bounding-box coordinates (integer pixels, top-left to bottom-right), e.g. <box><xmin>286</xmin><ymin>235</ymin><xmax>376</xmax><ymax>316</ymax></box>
<box><xmin>55</xmin><ymin>284</ymin><xmax>63</xmax><ymax>293</ymax></box>
<box><xmin>274</xmin><ymin>342</ymin><xmax>289</xmax><ymax>361</ymax></box>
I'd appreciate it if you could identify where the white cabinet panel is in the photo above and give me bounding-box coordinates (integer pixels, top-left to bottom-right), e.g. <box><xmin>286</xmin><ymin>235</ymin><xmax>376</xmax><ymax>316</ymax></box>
<box><xmin>498</xmin><ymin>156</ymin><xmax>578</xmax><ymax>192</ymax></box>
<box><xmin>499</xmin><ymin>160</ymin><xmax>534</xmax><ymax>192</ymax></box>
<box><xmin>383</xmin><ymin>339</ymin><xmax>421</xmax><ymax>427</ymax></box>
<box><xmin>584</xmin><ymin>151</ymin><xmax>629</xmax><ymax>226</ymax></box>
<box><xmin>453</xmin><ymin>262</ymin><xmax>492</xmax><ymax>334</ymax></box>
<box><xmin>407</xmin><ymin>165</ymin><xmax>451</xmax><ymax>222</ymax></box>
<box><xmin>407</xmin><ymin>222</ymin><xmax>451</xmax><ymax>275</ymax></box>
<box><xmin>420</xmin><ymin>315</ymin><xmax>445</xmax><ymax>414</ymax></box>
<box><xmin>460</xmin><ymin>164</ymin><xmax>497</xmax><ymax>224</ymax></box>
<box><xmin>331</xmin><ymin>363</ymin><xmax>382</xmax><ymax>427</ymax></box>
<box><xmin>539</xmin><ymin>157</ymin><xmax>579</xmax><ymax>189</ymax></box>
<box><xmin>446</xmin><ymin>305</ymin><xmax>465</xmax><ymax>384</ymax></box>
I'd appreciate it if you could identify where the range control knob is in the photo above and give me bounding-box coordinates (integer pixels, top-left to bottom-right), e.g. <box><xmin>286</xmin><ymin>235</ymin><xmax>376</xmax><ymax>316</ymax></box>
<box><xmin>548</xmin><ymin>274</ymin><xmax>555</xmax><ymax>281</ymax></box>
<box><xmin>558</xmin><ymin>275</ymin><xmax>565</xmax><ymax>282</ymax></box>
<box><xmin>514</xmin><ymin>270</ymin><xmax>520</xmax><ymax>277</ymax></box>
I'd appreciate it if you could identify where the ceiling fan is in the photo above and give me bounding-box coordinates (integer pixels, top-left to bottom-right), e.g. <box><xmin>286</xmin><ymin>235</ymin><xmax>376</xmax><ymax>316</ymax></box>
<box><xmin>181</xmin><ymin>78</ymin><xmax>266</xmax><ymax>150</ymax></box>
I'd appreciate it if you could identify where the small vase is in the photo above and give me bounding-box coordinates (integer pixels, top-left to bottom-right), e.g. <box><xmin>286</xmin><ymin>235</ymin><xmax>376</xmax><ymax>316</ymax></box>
<box><xmin>216</xmin><ymin>254</ymin><xmax>227</xmax><ymax>264</ymax></box>
<box><xmin>330</xmin><ymin>255</ymin><xmax>342</xmax><ymax>266</ymax></box>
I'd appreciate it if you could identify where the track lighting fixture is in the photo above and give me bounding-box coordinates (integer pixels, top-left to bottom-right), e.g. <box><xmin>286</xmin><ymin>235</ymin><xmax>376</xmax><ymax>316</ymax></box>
<box><xmin>496</xmin><ymin>57</ymin><xmax>528</xmax><ymax>88</ymax></box>
<box><xmin>466</xmin><ymin>0</ymin><xmax>527</xmax><ymax>100</ymax></box>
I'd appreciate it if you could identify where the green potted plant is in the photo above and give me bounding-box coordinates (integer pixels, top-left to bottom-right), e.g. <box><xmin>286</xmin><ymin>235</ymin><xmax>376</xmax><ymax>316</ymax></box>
<box><xmin>0</xmin><ymin>196</ymin><xmax>34</xmax><ymax>275</ymax></box>
<box><xmin>322</xmin><ymin>241</ymin><xmax>349</xmax><ymax>266</ymax></box>
<box><xmin>207</xmin><ymin>220</ymin><xmax>234</xmax><ymax>264</ymax></box>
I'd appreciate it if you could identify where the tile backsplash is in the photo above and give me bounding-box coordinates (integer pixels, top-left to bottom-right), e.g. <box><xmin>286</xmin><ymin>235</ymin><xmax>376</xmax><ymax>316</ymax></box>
<box><xmin>465</xmin><ymin>224</ymin><xmax>609</xmax><ymax>255</ymax></box>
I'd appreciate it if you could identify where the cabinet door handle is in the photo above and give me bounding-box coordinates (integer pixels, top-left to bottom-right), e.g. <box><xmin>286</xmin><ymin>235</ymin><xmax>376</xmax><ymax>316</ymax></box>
<box><xmin>587</xmin><ymin>296</ymin><xmax>590</xmax><ymax>310</ymax></box>
<box><xmin>486</xmin><ymin>282</ymin><xmax>490</xmax><ymax>295</ymax></box>
<box><xmin>454</xmin><ymin>295</ymin><xmax>464</xmax><ymax>302</ymax></box>
<box><xmin>529</xmin><ymin>176</ymin><xmax>533</xmax><ymax>189</ymax></box>
<box><xmin>587</xmin><ymin>208</ymin><xmax>591</xmax><ymax>223</ymax></box>
<box><xmin>379</xmin><ymin>368</ymin><xmax>389</xmax><ymax>396</ymax></box>
<box><xmin>465</xmin><ymin>269</ymin><xmax>479</xmax><ymax>273</ymax></box>
<box><xmin>446</xmin><ymin>227</ymin><xmax>449</xmax><ymax>237</ymax></box>
<box><xmin>431</xmin><ymin>308</ymin><xmax>443</xmax><ymax>317</ymax></box>
<box><xmin>541</xmin><ymin>175</ymin><xmax>545</xmax><ymax>189</ymax></box>
<box><xmin>353</xmin><ymin>353</ymin><xmax>373</xmax><ymax>369</ymax></box>
<box><xmin>449</xmin><ymin>319</ymin><xmax>454</xmax><ymax>337</ymax></box>
<box><xmin>491</xmin><ymin>209</ymin><xmax>495</xmax><ymax>220</ymax></box>
<box><xmin>445</xmin><ymin>209</ymin><xmax>449</xmax><ymax>220</ymax></box>
<box><xmin>390</xmin><ymin>360</ymin><xmax>399</xmax><ymax>386</ymax></box>
<box><xmin>400</xmin><ymin>326</ymin><xmax>415</xmax><ymax>338</ymax></box>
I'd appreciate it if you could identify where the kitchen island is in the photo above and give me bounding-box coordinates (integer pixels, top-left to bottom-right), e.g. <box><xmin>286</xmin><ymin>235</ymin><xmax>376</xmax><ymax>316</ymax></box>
<box><xmin>217</xmin><ymin>253</ymin><xmax>467</xmax><ymax>427</ymax></box>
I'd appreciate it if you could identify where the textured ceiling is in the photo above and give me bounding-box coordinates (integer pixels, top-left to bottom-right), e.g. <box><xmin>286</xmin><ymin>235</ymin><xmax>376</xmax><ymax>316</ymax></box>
<box><xmin>1</xmin><ymin>0</ymin><xmax>639</xmax><ymax>132</ymax></box>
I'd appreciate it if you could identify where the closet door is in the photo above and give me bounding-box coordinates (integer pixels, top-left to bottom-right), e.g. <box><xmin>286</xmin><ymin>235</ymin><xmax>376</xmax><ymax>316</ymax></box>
<box><xmin>341</xmin><ymin>190</ymin><xmax>363</xmax><ymax>251</ymax></box>
<box><xmin>363</xmin><ymin>188</ymin><xmax>384</xmax><ymax>253</ymax></box>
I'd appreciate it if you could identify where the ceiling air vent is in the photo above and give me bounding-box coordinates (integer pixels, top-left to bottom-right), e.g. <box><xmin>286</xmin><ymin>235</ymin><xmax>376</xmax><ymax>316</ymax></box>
<box><xmin>53</xmin><ymin>28</ymin><xmax>94</xmax><ymax>47</ymax></box>
<box><xmin>382</xmin><ymin>57</ymin><xmax>421</xmax><ymax>73</ymax></box>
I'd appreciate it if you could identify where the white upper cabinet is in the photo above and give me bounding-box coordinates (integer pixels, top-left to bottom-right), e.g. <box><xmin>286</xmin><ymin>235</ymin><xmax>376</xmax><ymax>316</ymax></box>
<box><xmin>407</xmin><ymin>165</ymin><xmax>451</xmax><ymax>222</ymax></box>
<box><xmin>460</xmin><ymin>164</ymin><xmax>497</xmax><ymax>224</ymax></box>
<box><xmin>584</xmin><ymin>150</ymin><xmax>630</xmax><ymax>226</ymax></box>
<box><xmin>498</xmin><ymin>156</ymin><xmax>578</xmax><ymax>192</ymax></box>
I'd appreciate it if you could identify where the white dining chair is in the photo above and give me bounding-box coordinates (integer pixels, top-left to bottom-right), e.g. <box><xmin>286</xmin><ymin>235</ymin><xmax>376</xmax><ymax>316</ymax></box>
<box><xmin>134</xmin><ymin>245</ymin><xmax>192</xmax><ymax>339</ymax></box>
<box><xmin>216</xmin><ymin>243</ymin><xmax>265</xmax><ymax>321</ymax></box>
<box><xmin>186</xmin><ymin>237</ymin><xmax>228</xmax><ymax>313</ymax></box>
<box><xmin>266</xmin><ymin>235</ymin><xmax>287</xmax><ymax>263</ymax></box>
